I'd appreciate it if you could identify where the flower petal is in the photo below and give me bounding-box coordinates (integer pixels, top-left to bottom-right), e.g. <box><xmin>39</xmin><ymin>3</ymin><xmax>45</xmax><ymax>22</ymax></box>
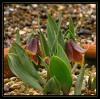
<box><xmin>65</xmin><ymin>40</ymin><xmax>85</xmax><ymax>64</ymax></box>
<box><xmin>72</xmin><ymin>48</ymin><xmax>84</xmax><ymax>64</ymax></box>
<box><xmin>25</xmin><ymin>49</ymin><xmax>38</xmax><ymax>65</ymax></box>
<box><xmin>71</xmin><ymin>40</ymin><xmax>86</xmax><ymax>53</ymax></box>
<box><xmin>26</xmin><ymin>38</ymin><xmax>38</xmax><ymax>55</ymax></box>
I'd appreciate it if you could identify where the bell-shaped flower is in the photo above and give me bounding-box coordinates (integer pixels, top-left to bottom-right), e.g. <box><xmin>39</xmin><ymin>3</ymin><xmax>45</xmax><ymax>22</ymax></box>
<box><xmin>65</xmin><ymin>39</ymin><xmax>86</xmax><ymax>65</ymax></box>
<box><xmin>25</xmin><ymin>38</ymin><xmax>39</xmax><ymax>64</ymax></box>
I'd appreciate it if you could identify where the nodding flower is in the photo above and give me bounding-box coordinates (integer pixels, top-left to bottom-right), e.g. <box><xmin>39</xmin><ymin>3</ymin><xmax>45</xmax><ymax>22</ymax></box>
<box><xmin>25</xmin><ymin>38</ymin><xmax>39</xmax><ymax>64</ymax></box>
<box><xmin>26</xmin><ymin>38</ymin><xmax>39</xmax><ymax>55</ymax></box>
<box><xmin>65</xmin><ymin>39</ymin><xmax>86</xmax><ymax>65</ymax></box>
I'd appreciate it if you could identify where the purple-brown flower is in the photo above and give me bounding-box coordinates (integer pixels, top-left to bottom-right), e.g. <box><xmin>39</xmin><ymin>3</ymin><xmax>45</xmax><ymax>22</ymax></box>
<box><xmin>25</xmin><ymin>38</ymin><xmax>40</xmax><ymax>64</ymax></box>
<box><xmin>65</xmin><ymin>40</ymin><xmax>86</xmax><ymax>64</ymax></box>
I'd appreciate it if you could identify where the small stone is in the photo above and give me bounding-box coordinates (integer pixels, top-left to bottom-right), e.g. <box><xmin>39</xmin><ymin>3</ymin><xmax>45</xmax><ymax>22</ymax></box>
<box><xmin>69</xmin><ymin>91</ymin><xmax>74</xmax><ymax>95</ymax></box>
<box><xmin>5</xmin><ymin>81</ymin><xmax>15</xmax><ymax>86</ymax></box>
<box><xmin>10</xmin><ymin>83</ymin><xmax>21</xmax><ymax>90</ymax></box>
<box><xmin>74</xmin><ymin>69</ymin><xmax>80</xmax><ymax>75</ymax></box>
<box><xmin>4</xmin><ymin>84</ymin><xmax>10</xmax><ymax>92</ymax></box>
<box><xmin>4</xmin><ymin>78</ymin><xmax>9</xmax><ymax>84</ymax></box>
<box><xmin>10</xmin><ymin>77</ymin><xmax>17</xmax><ymax>81</ymax></box>
<box><xmin>77</xmin><ymin>28</ymin><xmax>91</xmax><ymax>36</ymax></box>
<box><xmin>32</xmin><ymin>4</ymin><xmax>38</xmax><ymax>8</ymax></box>
<box><xmin>9</xmin><ymin>8</ymin><xmax>15</xmax><ymax>12</ymax></box>
<box><xmin>72</xmin><ymin>81</ymin><xmax>76</xmax><ymax>87</ymax></box>
<box><xmin>79</xmin><ymin>13</ymin><xmax>83</xmax><ymax>18</ymax></box>
<box><xmin>19</xmin><ymin>85</ymin><xmax>26</xmax><ymax>92</ymax></box>
<box><xmin>90</xmin><ymin>4</ymin><xmax>96</xmax><ymax>9</ymax></box>
<box><xmin>84</xmin><ymin>76</ymin><xmax>89</xmax><ymax>83</ymax></box>
<box><xmin>19</xmin><ymin>30</ymin><xmax>26</xmax><ymax>35</ymax></box>
<box><xmin>87</xmin><ymin>40</ymin><xmax>93</xmax><ymax>44</ymax></box>
<box><xmin>58</xmin><ymin>5</ymin><xmax>65</xmax><ymax>10</ymax></box>
<box><xmin>18</xmin><ymin>93</ymin><xmax>26</xmax><ymax>95</ymax></box>
<box><xmin>72</xmin><ymin>74</ymin><xmax>77</xmax><ymax>81</ymax></box>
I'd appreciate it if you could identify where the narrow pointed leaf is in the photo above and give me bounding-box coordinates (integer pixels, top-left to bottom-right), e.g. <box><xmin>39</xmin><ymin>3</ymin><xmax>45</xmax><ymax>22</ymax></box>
<box><xmin>9</xmin><ymin>42</ymin><xmax>43</xmax><ymax>82</ymax></box>
<box><xmin>47</xmin><ymin>23</ymin><xmax>56</xmax><ymax>51</ymax></box>
<box><xmin>47</xmin><ymin>14</ymin><xmax>57</xmax><ymax>51</ymax></box>
<box><xmin>43</xmin><ymin>76</ymin><xmax>60</xmax><ymax>95</ymax></box>
<box><xmin>91</xmin><ymin>77</ymin><xmax>96</xmax><ymax>90</ymax></box>
<box><xmin>48</xmin><ymin>14</ymin><xmax>58</xmax><ymax>34</ymax></box>
<box><xmin>58</xmin><ymin>31</ymin><xmax>65</xmax><ymax>49</ymax></box>
<box><xmin>16</xmin><ymin>29</ymin><xmax>21</xmax><ymax>45</ymax></box>
<box><xmin>40</xmin><ymin>32</ymin><xmax>50</xmax><ymax>56</ymax></box>
<box><xmin>57</xmin><ymin>43</ymin><xmax>71</xmax><ymax>71</ymax></box>
<box><xmin>49</xmin><ymin>56</ymin><xmax>72</xmax><ymax>91</ymax></box>
<box><xmin>74</xmin><ymin>65</ymin><xmax>85</xmax><ymax>95</ymax></box>
<box><xmin>57</xmin><ymin>13</ymin><xmax>62</xmax><ymax>33</ymax></box>
<box><xmin>69</xmin><ymin>16</ymin><xmax>75</xmax><ymax>37</ymax></box>
<box><xmin>57</xmin><ymin>14</ymin><xmax>65</xmax><ymax>48</ymax></box>
<box><xmin>8</xmin><ymin>53</ymin><xmax>43</xmax><ymax>90</ymax></box>
<box><xmin>65</xmin><ymin>29</ymin><xmax>74</xmax><ymax>39</ymax></box>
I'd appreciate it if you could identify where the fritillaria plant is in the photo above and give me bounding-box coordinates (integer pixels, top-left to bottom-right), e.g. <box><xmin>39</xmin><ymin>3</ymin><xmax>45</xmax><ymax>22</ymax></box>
<box><xmin>7</xmin><ymin>14</ymin><xmax>89</xmax><ymax>95</ymax></box>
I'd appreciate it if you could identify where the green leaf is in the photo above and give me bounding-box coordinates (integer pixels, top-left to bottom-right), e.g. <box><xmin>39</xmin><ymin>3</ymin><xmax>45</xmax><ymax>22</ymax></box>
<box><xmin>64</xmin><ymin>29</ymin><xmax>74</xmax><ymax>39</ymax></box>
<box><xmin>43</xmin><ymin>76</ymin><xmax>60</xmax><ymax>95</ymax></box>
<box><xmin>9</xmin><ymin>42</ymin><xmax>44</xmax><ymax>85</ymax></box>
<box><xmin>8</xmin><ymin>53</ymin><xmax>43</xmax><ymax>91</ymax></box>
<box><xmin>56</xmin><ymin>43</ymin><xmax>71</xmax><ymax>71</ymax></box>
<box><xmin>16</xmin><ymin>29</ymin><xmax>21</xmax><ymax>45</ymax></box>
<box><xmin>74</xmin><ymin>65</ymin><xmax>85</xmax><ymax>95</ymax></box>
<box><xmin>49</xmin><ymin>56</ymin><xmax>72</xmax><ymax>92</ymax></box>
<box><xmin>39</xmin><ymin>31</ymin><xmax>50</xmax><ymax>56</ymax></box>
<box><xmin>47</xmin><ymin>14</ymin><xmax>58</xmax><ymax>53</ymax></box>
<box><xmin>68</xmin><ymin>16</ymin><xmax>75</xmax><ymax>37</ymax></box>
<box><xmin>9</xmin><ymin>42</ymin><xmax>39</xmax><ymax>79</ymax></box>
<box><xmin>48</xmin><ymin>14</ymin><xmax>58</xmax><ymax>34</ymax></box>
<box><xmin>58</xmin><ymin>31</ymin><xmax>65</xmax><ymax>49</ymax></box>
<box><xmin>57</xmin><ymin>13</ymin><xmax>62</xmax><ymax>33</ymax></box>
<box><xmin>57</xmin><ymin>14</ymin><xmax>65</xmax><ymax>49</ymax></box>
<box><xmin>91</xmin><ymin>77</ymin><xmax>96</xmax><ymax>90</ymax></box>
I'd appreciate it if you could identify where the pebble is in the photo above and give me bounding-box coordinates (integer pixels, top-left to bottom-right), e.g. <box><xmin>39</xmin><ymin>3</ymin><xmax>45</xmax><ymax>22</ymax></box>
<box><xmin>69</xmin><ymin>91</ymin><xmax>74</xmax><ymax>95</ymax></box>
<box><xmin>9</xmin><ymin>8</ymin><xmax>15</xmax><ymax>12</ymax></box>
<box><xmin>77</xmin><ymin>28</ymin><xmax>91</xmax><ymax>36</ymax></box>
<box><xmin>84</xmin><ymin>76</ymin><xmax>89</xmax><ymax>83</ymax></box>
<box><xmin>19</xmin><ymin>85</ymin><xmax>26</xmax><ymax>92</ymax></box>
<box><xmin>10</xmin><ymin>76</ymin><xmax>17</xmax><ymax>81</ymax></box>
<box><xmin>90</xmin><ymin>4</ymin><xmax>96</xmax><ymax>9</ymax></box>
<box><xmin>69</xmin><ymin>87</ymin><xmax>74</xmax><ymax>95</ymax></box>
<box><xmin>19</xmin><ymin>30</ymin><xmax>26</xmax><ymax>35</ymax></box>
<box><xmin>72</xmin><ymin>74</ymin><xmax>77</xmax><ymax>81</ymax></box>
<box><xmin>40</xmin><ymin>69</ymin><xmax>47</xmax><ymax>79</ymax></box>
<box><xmin>4</xmin><ymin>84</ymin><xmax>10</xmax><ymax>92</ymax></box>
<box><xmin>74</xmin><ymin>69</ymin><xmax>80</xmax><ymax>75</ymax></box>
<box><xmin>58</xmin><ymin>5</ymin><xmax>65</xmax><ymax>10</ymax></box>
<box><xmin>10</xmin><ymin>83</ymin><xmax>21</xmax><ymax>90</ymax></box>
<box><xmin>32</xmin><ymin>4</ymin><xmax>38</xmax><ymax>8</ymax></box>
<box><xmin>4</xmin><ymin>78</ymin><xmax>9</xmax><ymax>84</ymax></box>
<box><xmin>5</xmin><ymin>81</ymin><xmax>15</xmax><ymax>86</ymax></box>
<box><xmin>72</xmin><ymin>81</ymin><xmax>76</xmax><ymax>87</ymax></box>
